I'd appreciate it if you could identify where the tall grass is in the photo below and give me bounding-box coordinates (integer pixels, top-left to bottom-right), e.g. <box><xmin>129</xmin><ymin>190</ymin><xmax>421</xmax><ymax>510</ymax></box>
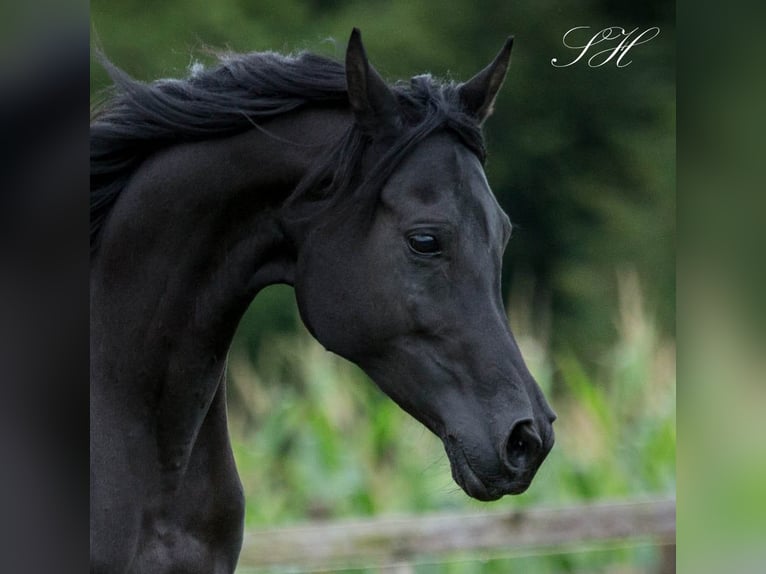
<box><xmin>228</xmin><ymin>271</ymin><xmax>675</xmax><ymax>571</ymax></box>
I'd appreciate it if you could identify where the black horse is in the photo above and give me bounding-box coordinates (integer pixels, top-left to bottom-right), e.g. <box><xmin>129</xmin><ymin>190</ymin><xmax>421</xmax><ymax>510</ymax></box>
<box><xmin>90</xmin><ymin>29</ymin><xmax>556</xmax><ymax>573</ymax></box>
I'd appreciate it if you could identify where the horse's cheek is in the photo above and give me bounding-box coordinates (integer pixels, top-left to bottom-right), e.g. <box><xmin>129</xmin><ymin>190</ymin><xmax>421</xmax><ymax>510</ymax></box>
<box><xmin>292</xmin><ymin>255</ymin><xmax>366</xmax><ymax>354</ymax></box>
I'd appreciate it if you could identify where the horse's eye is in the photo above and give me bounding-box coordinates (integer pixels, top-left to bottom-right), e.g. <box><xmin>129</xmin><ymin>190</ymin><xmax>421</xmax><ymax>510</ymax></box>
<box><xmin>408</xmin><ymin>234</ymin><xmax>441</xmax><ymax>255</ymax></box>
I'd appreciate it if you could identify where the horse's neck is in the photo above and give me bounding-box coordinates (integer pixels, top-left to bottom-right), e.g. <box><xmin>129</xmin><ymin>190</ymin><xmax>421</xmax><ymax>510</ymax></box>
<box><xmin>90</xmin><ymin>106</ymin><xmax>350</xmax><ymax>490</ymax></box>
<box><xmin>93</xmin><ymin>107</ymin><xmax>349</xmax><ymax>347</ymax></box>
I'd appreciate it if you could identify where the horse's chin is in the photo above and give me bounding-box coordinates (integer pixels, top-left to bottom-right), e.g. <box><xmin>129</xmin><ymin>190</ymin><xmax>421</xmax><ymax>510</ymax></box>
<box><xmin>443</xmin><ymin>436</ymin><xmax>532</xmax><ymax>501</ymax></box>
<box><xmin>450</xmin><ymin>455</ymin><xmax>501</xmax><ymax>501</ymax></box>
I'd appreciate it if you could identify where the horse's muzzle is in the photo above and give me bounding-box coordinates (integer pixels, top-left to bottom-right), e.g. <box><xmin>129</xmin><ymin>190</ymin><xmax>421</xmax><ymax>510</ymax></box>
<box><xmin>443</xmin><ymin>416</ymin><xmax>555</xmax><ymax>501</ymax></box>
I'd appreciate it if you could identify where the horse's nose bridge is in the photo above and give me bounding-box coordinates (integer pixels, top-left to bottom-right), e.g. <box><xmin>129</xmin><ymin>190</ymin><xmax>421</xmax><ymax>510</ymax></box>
<box><xmin>476</xmin><ymin>341</ymin><xmax>554</xmax><ymax>460</ymax></box>
<box><xmin>454</xmin><ymin>311</ymin><xmax>550</xmax><ymax>438</ymax></box>
<box><xmin>480</xmin><ymin>360</ymin><xmax>533</xmax><ymax>438</ymax></box>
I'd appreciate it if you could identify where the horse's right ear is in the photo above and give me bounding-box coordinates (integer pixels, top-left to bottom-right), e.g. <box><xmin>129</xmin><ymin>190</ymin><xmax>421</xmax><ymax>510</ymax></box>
<box><xmin>458</xmin><ymin>36</ymin><xmax>514</xmax><ymax>124</ymax></box>
<box><xmin>345</xmin><ymin>28</ymin><xmax>401</xmax><ymax>137</ymax></box>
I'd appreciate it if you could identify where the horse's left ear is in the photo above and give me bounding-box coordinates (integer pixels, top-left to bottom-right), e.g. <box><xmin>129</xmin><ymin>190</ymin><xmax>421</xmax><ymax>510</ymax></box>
<box><xmin>458</xmin><ymin>37</ymin><xmax>514</xmax><ymax>124</ymax></box>
<box><xmin>345</xmin><ymin>28</ymin><xmax>401</xmax><ymax>136</ymax></box>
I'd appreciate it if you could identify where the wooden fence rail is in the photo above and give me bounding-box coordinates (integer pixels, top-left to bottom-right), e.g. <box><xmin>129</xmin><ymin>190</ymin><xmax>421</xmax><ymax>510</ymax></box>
<box><xmin>238</xmin><ymin>498</ymin><xmax>675</xmax><ymax>571</ymax></box>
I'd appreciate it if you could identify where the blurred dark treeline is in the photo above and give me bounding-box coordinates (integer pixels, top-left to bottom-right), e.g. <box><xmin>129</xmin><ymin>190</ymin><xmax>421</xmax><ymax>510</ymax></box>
<box><xmin>90</xmin><ymin>0</ymin><xmax>675</xmax><ymax>364</ymax></box>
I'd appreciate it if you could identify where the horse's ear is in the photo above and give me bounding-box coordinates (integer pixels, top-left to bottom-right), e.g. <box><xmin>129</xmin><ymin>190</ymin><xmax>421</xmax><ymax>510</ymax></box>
<box><xmin>345</xmin><ymin>28</ymin><xmax>401</xmax><ymax>136</ymax></box>
<box><xmin>458</xmin><ymin>37</ymin><xmax>514</xmax><ymax>124</ymax></box>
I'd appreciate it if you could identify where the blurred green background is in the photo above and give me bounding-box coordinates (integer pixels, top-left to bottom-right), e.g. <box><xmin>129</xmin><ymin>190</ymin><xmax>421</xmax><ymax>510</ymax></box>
<box><xmin>91</xmin><ymin>1</ymin><xmax>675</xmax><ymax>572</ymax></box>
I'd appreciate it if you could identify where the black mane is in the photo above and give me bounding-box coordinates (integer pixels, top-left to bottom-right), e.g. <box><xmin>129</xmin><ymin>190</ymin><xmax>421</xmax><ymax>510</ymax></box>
<box><xmin>90</xmin><ymin>49</ymin><xmax>485</xmax><ymax>253</ymax></box>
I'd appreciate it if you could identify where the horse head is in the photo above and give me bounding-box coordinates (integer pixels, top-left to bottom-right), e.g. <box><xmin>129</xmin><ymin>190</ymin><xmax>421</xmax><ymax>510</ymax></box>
<box><xmin>290</xmin><ymin>29</ymin><xmax>556</xmax><ymax>501</ymax></box>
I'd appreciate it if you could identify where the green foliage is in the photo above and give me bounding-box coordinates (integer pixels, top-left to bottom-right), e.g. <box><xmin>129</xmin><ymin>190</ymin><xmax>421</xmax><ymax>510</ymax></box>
<box><xmin>229</xmin><ymin>275</ymin><xmax>675</xmax><ymax>572</ymax></box>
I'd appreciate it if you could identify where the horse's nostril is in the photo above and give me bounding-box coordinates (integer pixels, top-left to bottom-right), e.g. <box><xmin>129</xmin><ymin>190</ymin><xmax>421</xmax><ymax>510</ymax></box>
<box><xmin>505</xmin><ymin>420</ymin><xmax>542</xmax><ymax>470</ymax></box>
<box><xmin>507</xmin><ymin>438</ymin><xmax>527</xmax><ymax>468</ymax></box>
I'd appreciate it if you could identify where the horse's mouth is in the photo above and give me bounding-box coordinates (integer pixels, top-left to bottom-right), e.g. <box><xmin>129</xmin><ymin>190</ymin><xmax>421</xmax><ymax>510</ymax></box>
<box><xmin>450</xmin><ymin>450</ymin><xmax>498</xmax><ymax>501</ymax></box>
<box><xmin>444</xmin><ymin>436</ymin><xmax>532</xmax><ymax>501</ymax></box>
